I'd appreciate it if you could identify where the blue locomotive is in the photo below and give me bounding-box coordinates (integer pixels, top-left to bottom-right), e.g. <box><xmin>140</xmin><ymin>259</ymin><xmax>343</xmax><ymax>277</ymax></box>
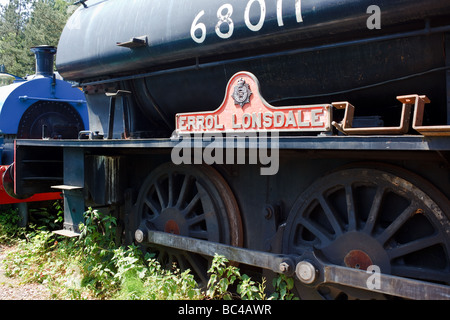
<box><xmin>0</xmin><ymin>46</ymin><xmax>88</xmax><ymax>209</ymax></box>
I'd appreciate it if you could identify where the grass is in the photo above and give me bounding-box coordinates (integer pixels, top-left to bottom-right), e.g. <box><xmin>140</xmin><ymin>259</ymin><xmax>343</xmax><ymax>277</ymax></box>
<box><xmin>0</xmin><ymin>204</ymin><xmax>296</xmax><ymax>300</ymax></box>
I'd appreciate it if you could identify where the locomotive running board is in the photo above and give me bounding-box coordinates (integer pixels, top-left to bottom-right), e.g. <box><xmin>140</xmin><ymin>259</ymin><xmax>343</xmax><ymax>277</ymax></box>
<box><xmin>138</xmin><ymin>229</ymin><xmax>450</xmax><ymax>300</ymax></box>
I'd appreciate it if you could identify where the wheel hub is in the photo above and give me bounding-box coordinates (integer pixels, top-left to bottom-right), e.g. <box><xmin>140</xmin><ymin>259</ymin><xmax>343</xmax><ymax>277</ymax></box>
<box><xmin>320</xmin><ymin>231</ymin><xmax>391</xmax><ymax>274</ymax></box>
<box><xmin>164</xmin><ymin>219</ymin><xmax>181</xmax><ymax>235</ymax></box>
<box><xmin>344</xmin><ymin>250</ymin><xmax>372</xmax><ymax>270</ymax></box>
<box><xmin>156</xmin><ymin>207</ymin><xmax>187</xmax><ymax>235</ymax></box>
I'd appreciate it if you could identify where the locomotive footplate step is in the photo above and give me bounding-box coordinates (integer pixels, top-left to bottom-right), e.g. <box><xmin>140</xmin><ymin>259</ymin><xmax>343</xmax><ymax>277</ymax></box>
<box><xmin>51</xmin><ymin>185</ymin><xmax>83</xmax><ymax>191</ymax></box>
<box><xmin>52</xmin><ymin>229</ymin><xmax>80</xmax><ymax>238</ymax></box>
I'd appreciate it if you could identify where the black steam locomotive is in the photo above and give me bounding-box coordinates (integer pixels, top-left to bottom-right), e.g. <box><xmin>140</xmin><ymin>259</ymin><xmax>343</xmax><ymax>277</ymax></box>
<box><xmin>10</xmin><ymin>0</ymin><xmax>450</xmax><ymax>299</ymax></box>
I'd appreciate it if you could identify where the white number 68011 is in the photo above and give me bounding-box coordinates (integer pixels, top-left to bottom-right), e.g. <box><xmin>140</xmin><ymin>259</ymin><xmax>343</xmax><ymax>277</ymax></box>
<box><xmin>191</xmin><ymin>0</ymin><xmax>303</xmax><ymax>44</ymax></box>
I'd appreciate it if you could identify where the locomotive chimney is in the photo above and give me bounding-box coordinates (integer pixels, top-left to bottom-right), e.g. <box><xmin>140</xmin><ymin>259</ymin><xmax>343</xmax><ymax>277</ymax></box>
<box><xmin>30</xmin><ymin>45</ymin><xmax>57</xmax><ymax>77</ymax></box>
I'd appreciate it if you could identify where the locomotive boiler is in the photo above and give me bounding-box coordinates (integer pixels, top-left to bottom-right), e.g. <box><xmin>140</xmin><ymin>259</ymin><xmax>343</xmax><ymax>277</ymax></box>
<box><xmin>12</xmin><ymin>0</ymin><xmax>450</xmax><ymax>299</ymax></box>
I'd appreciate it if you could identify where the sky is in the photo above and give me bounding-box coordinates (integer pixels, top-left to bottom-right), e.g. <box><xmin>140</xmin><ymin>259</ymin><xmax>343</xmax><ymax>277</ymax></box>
<box><xmin>0</xmin><ymin>0</ymin><xmax>8</xmax><ymax>6</ymax></box>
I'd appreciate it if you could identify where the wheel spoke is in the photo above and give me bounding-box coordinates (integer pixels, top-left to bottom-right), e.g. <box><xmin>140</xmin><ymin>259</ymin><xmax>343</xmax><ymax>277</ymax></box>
<box><xmin>345</xmin><ymin>185</ymin><xmax>357</xmax><ymax>231</ymax></box>
<box><xmin>376</xmin><ymin>203</ymin><xmax>416</xmax><ymax>245</ymax></box>
<box><xmin>318</xmin><ymin>194</ymin><xmax>343</xmax><ymax>237</ymax></box>
<box><xmin>184</xmin><ymin>253</ymin><xmax>209</xmax><ymax>285</ymax></box>
<box><xmin>174</xmin><ymin>252</ymin><xmax>187</xmax><ymax>270</ymax></box>
<box><xmin>290</xmin><ymin>243</ymin><xmax>312</xmax><ymax>256</ymax></box>
<box><xmin>363</xmin><ymin>186</ymin><xmax>385</xmax><ymax>235</ymax></box>
<box><xmin>387</xmin><ymin>233</ymin><xmax>444</xmax><ymax>260</ymax></box>
<box><xmin>187</xmin><ymin>213</ymin><xmax>206</xmax><ymax>227</ymax></box>
<box><xmin>183</xmin><ymin>192</ymin><xmax>201</xmax><ymax>216</ymax></box>
<box><xmin>156</xmin><ymin>247</ymin><xmax>168</xmax><ymax>265</ymax></box>
<box><xmin>144</xmin><ymin>197</ymin><xmax>160</xmax><ymax>217</ymax></box>
<box><xmin>167</xmin><ymin>252</ymin><xmax>176</xmax><ymax>268</ymax></box>
<box><xmin>155</xmin><ymin>180</ymin><xmax>167</xmax><ymax>209</ymax></box>
<box><xmin>189</xmin><ymin>229</ymin><xmax>209</xmax><ymax>239</ymax></box>
<box><xmin>299</xmin><ymin>217</ymin><xmax>334</xmax><ymax>246</ymax></box>
<box><xmin>176</xmin><ymin>174</ymin><xmax>191</xmax><ymax>208</ymax></box>
<box><xmin>167</xmin><ymin>173</ymin><xmax>174</xmax><ymax>207</ymax></box>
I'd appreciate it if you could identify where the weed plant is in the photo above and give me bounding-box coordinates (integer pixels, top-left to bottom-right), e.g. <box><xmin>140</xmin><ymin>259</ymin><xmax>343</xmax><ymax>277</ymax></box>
<box><xmin>0</xmin><ymin>205</ymin><xmax>296</xmax><ymax>300</ymax></box>
<box><xmin>0</xmin><ymin>207</ymin><xmax>23</xmax><ymax>244</ymax></box>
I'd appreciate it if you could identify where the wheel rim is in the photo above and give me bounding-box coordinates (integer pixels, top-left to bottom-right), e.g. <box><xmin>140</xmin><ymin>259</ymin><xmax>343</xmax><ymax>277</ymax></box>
<box><xmin>284</xmin><ymin>166</ymin><xmax>450</xmax><ymax>300</ymax></box>
<box><xmin>135</xmin><ymin>163</ymin><xmax>242</xmax><ymax>285</ymax></box>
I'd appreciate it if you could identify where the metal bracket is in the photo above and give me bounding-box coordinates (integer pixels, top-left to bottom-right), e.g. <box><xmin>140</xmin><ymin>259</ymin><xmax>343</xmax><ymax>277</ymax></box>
<box><xmin>332</xmin><ymin>95</ymin><xmax>450</xmax><ymax>136</ymax></box>
<box><xmin>398</xmin><ymin>94</ymin><xmax>450</xmax><ymax>136</ymax></box>
<box><xmin>106</xmin><ymin>90</ymin><xmax>131</xmax><ymax>139</ymax></box>
<box><xmin>117</xmin><ymin>36</ymin><xmax>148</xmax><ymax>49</ymax></box>
<box><xmin>73</xmin><ymin>0</ymin><xmax>88</xmax><ymax>8</ymax></box>
<box><xmin>332</xmin><ymin>101</ymin><xmax>412</xmax><ymax>135</ymax></box>
<box><xmin>78</xmin><ymin>130</ymin><xmax>103</xmax><ymax>140</ymax></box>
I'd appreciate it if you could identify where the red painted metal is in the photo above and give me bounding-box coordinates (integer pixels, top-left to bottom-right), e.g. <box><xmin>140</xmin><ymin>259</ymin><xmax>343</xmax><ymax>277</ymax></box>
<box><xmin>0</xmin><ymin>165</ymin><xmax>62</xmax><ymax>205</ymax></box>
<box><xmin>175</xmin><ymin>72</ymin><xmax>332</xmax><ymax>135</ymax></box>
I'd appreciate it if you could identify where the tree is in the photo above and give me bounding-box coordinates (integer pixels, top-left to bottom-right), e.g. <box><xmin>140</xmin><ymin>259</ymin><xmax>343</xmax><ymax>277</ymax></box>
<box><xmin>24</xmin><ymin>0</ymin><xmax>74</xmax><ymax>52</ymax></box>
<box><xmin>0</xmin><ymin>0</ymin><xmax>33</xmax><ymax>76</ymax></box>
<box><xmin>0</xmin><ymin>0</ymin><xmax>75</xmax><ymax>77</ymax></box>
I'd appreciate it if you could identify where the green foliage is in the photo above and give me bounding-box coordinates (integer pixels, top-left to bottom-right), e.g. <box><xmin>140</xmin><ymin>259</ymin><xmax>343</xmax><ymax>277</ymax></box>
<box><xmin>78</xmin><ymin>208</ymin><xmax>202</xmax><ymax>299</ymax></box>
<box><xmin>1</xmin><ymin>206</ymin><xmax>298</xmax><ymax>300</ymax></box>
<box><xmin>0</xmin><ymin>201</ymin><xmax>64</xmax><ymax>244</ymax></box>
<box><xmin>4</xmin><ymin>231</ymin><xmax>58</xmax><ymax>282</ymax></box>
<box><xmin>207</xmin><ymin>254</ymin><xmax>241</xmax><ymax>300</ymax></box>
<box><xmin>271</xmin><ymin>274</ymin><xmax>298</xmax><ymax>300</ymax></box>
<box><xmin>206</xmin><ymin>254</ymin><xmax>268</xmax><ymax>300</ymax></box>
<box><xmin>113</xmin><ymin>255</ymin><xmax>202</xmax><ymax>300</ymax></box>
<box><xmin>0</xmin><ymin>207</ymin><xmax>24</xmax><ymax>244</ymax></box>
<box><xmin>76</xmin><ymin>208</ymin><xmax>203</xmax><ymax>299</ymax></box>
<box><xmin>0</xmin><ymin>0</ymin><xmax>33</xmax><ymax>76</ymax></box>
<box><xmin>29</xmin><ymin>200</ymin><xmax>64</xmax><ymax>231</ymax></box>
<box><xmin>76</xmin><ymin>207</ymin><xmax>119</xmax><ymax>296</ymax></box>
<box><xmin>0</xmin><ymin>0</ymin><xmax>75</xmax><ymax>76</ymax></box>
<box><xmin>238</xmin><ymin>274</ymin><xmax>268</xmax><ymax>300</ymax></box>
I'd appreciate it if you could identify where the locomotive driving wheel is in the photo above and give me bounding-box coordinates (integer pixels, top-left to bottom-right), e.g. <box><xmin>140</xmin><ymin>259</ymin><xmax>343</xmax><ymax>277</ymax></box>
<box><xmin>283</xmin><ymin>165</ymin><xmax>450</xmax><ymax>300</ymax></box>
<box><xmin>134</xmin><ymin>163</ymin><xmax>243</xmax><ymax>285</ymax></box>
